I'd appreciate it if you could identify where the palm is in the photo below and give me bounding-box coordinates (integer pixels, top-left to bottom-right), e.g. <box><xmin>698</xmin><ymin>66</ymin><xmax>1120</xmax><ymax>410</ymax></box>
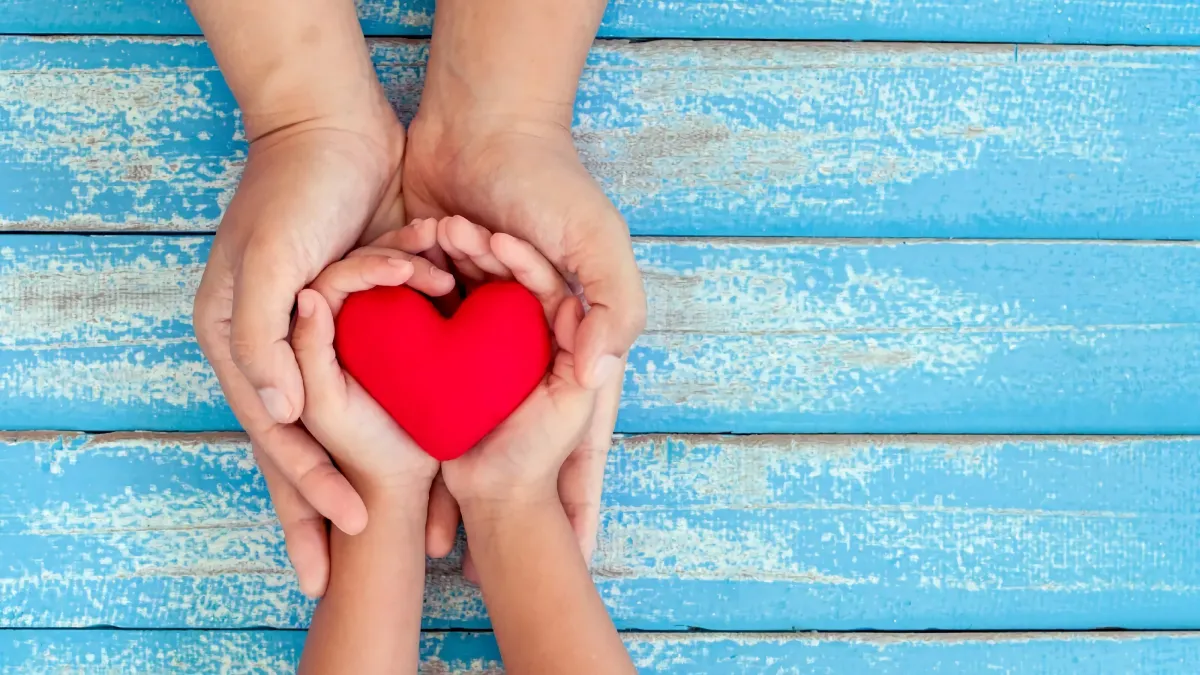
<box><xmin>441</xmin><ymin>351</ymin><xmax>588</xmax><ymax>499</ymax></box>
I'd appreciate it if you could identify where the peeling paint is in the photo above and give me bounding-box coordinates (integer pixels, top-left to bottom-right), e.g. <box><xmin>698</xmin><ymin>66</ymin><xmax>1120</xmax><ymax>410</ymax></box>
<box><xmin>4</xmin><ymin>433</ymin><xmax>1199</xmax><ymax>630</ymax></box>
<box><xmin>2</xmin><ymin>40</ymin><xmax>1199</xmax><ymax>237</ymax></box>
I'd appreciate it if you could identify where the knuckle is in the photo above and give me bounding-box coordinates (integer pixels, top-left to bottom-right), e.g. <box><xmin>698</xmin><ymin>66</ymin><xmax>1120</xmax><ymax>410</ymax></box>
<box><xmin>295</xmin><ymin>460</ymin><xmax>344</xmax><ymax>499</ymax></box>
<box><xmin>228</xmin><ymin>331</ymin><xmax>262</xmax><ymax>370</ymax></box>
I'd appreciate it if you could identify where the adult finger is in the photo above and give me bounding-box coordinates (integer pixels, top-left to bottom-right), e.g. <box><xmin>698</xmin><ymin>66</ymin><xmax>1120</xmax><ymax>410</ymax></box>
<box><xmin>558</xmin><ymin>355</ymin><xmax>623</xmax><ymax>562</ymax></box>
<box><xmin>567</xmin><ymin>206</ymin><xmax>647</xmax><ymax>389</ymax></box>
<box><xmin>461</xmin><ymin>546</ymin><xmax>481</xmax><ymax>586</ymax></box>
<box><xmin>201</xmin><ymin>298</ymin><xmax>368</xmax><ymax>537</ymax></box>
<box><xmin>255</xmin><ymin>445</ymin><xmax>331</xmax><ymax>598</ymax></box>
<box><xmin>230</xmin><ymin>235</ymin><xmax>312</xmax><ymax>424</ymax></box>
<box><xmin>425</xmin><ymin>473</ymin><xmax>461</xmax><ymax>558</ymax></box>
<box><xmin>492</xmin><ymin>232</ymin><xmax>572</xmax><ymax>326</ymax></box>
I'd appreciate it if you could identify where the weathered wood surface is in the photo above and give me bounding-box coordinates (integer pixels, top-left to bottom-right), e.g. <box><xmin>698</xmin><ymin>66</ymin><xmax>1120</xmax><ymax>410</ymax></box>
<box><xmin>4</xmin><ymin>631</ymin><xmax>1200</xmax><ymax>674</ymax></box>
<box><xmin>2</xmin><ymin>0</ymin><xmax>1200</xmax><ymax>45</ymax></box>
<box><xmin>4</xmin><ymin>235</ymin><xmax>1200</xmax><ymax>434</ymax></box>
<box><xmin>4</xmin><ymin>432</ymin><xmax>1200</xmax><ymax>630</ymax></box>
<box><xmin>4</xmin><ymin>38</ymin><xmax>1200</xmax><ymax>239</ymax></box>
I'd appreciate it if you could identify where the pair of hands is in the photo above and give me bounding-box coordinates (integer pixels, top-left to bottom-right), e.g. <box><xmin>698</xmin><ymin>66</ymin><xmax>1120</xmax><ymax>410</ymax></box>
<box><xmin>295</xmin><ymin>217</ymin><xmax>599</xmax><ymax>572</ymax></box>
<box><xmin>193</xmin><ymin>103</ymin><xmax>645</xmax><ymax>596</ymax></box>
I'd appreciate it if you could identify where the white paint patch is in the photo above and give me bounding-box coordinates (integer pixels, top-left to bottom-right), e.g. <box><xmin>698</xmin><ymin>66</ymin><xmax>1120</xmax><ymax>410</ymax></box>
<box><xmin>0</xmin><ymin>250</ymin><xmax>202</xmax><ymax>346</ymax></box>
<box><xmin>631</xmin><ymin>242</ymin><xmax>1031</xmax><ymax>413</ymax></box>
<box><xmin>0</xmin><ymin>351</ymin><xmax>223</xmax><ymax>408</ymax></box>
<box><xmin>0</xmin><ymin>66</ymin><xmax>242</xmax><ymax>226</ymax></box>
<box><xmin>576</xmin><ymin>42</ymin><xmax>1123</xmax><ymax>218</ymax></box>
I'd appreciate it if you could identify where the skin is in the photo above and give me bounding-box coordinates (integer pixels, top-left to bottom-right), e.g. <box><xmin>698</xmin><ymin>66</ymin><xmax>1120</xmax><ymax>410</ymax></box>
<box><xmin>188</xmin><ymin>0</ymin><xmax>646</xmax><ymax>597</ymax></box>
<box><xmin>294</xmin><ymin>223</ymin><xmax>634</xmax><ymax>674</ymax></box>
<box><xmin>291</xmin><ymin>242</ymin><xmax>449</xmax><ymax>673</ymax></box>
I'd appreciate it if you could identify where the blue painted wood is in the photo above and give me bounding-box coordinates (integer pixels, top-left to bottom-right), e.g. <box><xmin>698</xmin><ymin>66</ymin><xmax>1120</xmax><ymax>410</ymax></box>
<box><xmin>2</xmin><ymin>0</ymin><xmax>1200</xmax><ymax>45</ymax></box>
<box><xmin>4</xmin><ymin>630</ymin><xmax>1200</xmax><ymax>674</ymax></box>
<box><xmin>4</xmin><ymin>433</ymin><xmax>1200</xmax><ymax>630</ymax></box>
<box><xmin>3</xmin><ymin>235</ymin><xmax>1200</xmax><ymax>435</ymax></box>
<box><xmin>4</xmin><ymin>38</ymin><xmax>1200</xmax><ymax>238</ymax></box>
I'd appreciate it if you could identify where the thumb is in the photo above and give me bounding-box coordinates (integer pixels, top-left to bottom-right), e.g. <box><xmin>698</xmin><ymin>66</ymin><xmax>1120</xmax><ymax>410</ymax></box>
<box><xmin>568</xmin><ymin>214</ymin><xmax>647</xmax><ymax>389</ymax></box>
<box><xmin>230</xmin><ymin>238</ymin><xmax>311</xmax><ymax>423</ymax></box>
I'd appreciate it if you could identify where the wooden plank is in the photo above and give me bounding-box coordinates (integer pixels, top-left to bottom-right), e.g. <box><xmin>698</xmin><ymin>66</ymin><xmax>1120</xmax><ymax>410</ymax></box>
<box><xmin>4</xmin><ymin>630</ymin><xmax>1200</xmax><ymax>674</ymax></box>
<box><xmin>2</xmin><ymin>0</ymin><xmax>1200</xmax><ymax>45</ymax></box>
<box><xmin>4</xmin><ymin>432</ymin><xmax>1200</xmax><ymax>630</ymax></box>
<box><xmin>4</xmin><ymin>235</ymin><xmax>1200</xmax><ymax>435</ymax></box>
<box><xmin>3</xmin><ymin>38</ymin><xmax>1200</xmax><ymax>239</ymax></box>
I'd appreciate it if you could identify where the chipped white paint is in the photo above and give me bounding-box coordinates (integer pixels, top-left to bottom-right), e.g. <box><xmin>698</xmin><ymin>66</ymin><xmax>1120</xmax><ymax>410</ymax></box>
<box><xmin>0</xmin><ymin>352</ymin><xmax>222</xmax><ymax>407</ymax></box>
<box><xmin>0</xmin><ymin>249</ymin><xmax>202</xmax><ymax>347</ymax></box>
<box><xmin>12</xmin><ymin>237</ymin><xmax>1196</xmax><ymax>433</ymax></box>
<box><xmin>3</xmin><ymin>40</ymin><xmax>1198</xmax><ymax>237</ymax></box>
<box><xmin>0</xmin><ymin>62</ymin><xmax>242</xmax><ymax>224</ymax></box>
<box><xmin>576</xmin><ymin>43</ymin><xmax>1124</xmax><ymax>220</ymax></box>
<box><xmin>5</xmin><ymin>432</ymin><xmax>1199</xmax><ymax>629</ymax></box>
<box><xmin>6</xmin><ymin>630</ymin><xmax>1200</xmax><ymax>674</ymax></box>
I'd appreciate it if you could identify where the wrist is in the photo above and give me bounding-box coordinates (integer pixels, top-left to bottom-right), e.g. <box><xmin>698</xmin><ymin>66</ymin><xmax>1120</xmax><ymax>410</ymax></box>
<box><xmin>459</xmin><ymin>491</ymin><xmax>561</xmax><ymax>535</ymax></box>
<box><xmin>343</xmin><ymin>470</ymin><xmax>437</xmax><ymax>520</ymax></box>
<box><xmin>416</xmin><ymin>0</ymin><xmax>605</xmax><ymax>133</ymax></box>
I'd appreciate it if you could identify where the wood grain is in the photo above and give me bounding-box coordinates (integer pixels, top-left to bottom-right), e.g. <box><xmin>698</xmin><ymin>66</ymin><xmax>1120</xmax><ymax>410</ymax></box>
<box><xmin>3</xmin><ymin>235</ymin><xmax>1200</xmax><ymax>434</ymax></box>
<box><xmin>4</xmin><ymin>432</ymin><xmax>1200</xmax><ymax>630</ymax></box>
<box><xmin>2</xmin><ymin>0</ymin><xmax>1199</xmax><ymax>45</ymax></box>
<box><xmin>4</xmin><ymin>630</ymin><xmax>1200</xmax><ymax>674</ymax></box>
<box><xmin>3</xmin><ymin>38</ymin><xmax>1200</xmax><ymax>238</ymax></box>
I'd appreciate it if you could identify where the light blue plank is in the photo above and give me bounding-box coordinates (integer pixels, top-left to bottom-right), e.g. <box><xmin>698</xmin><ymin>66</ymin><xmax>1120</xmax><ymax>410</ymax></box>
<box><xmin>2</xmin><ymin>0</ymin><xmax>1200</xmax><ymax>45</ymax></box>
<box><xmin>4</xmin><ymin>630</ymin><xmax>1200</xmax><ymax>674</ymax></box>
<box><xmin>4</xmin><ymin>38</ymin><xmax>1200</xmax><ymax>238</ymax></box>
<box><xmin>4</xmin><ymin>433</ymin><xmax>1200</xmax><ymax>630</ymax></box>
<box><xmin>3</xmin><ymin>235</ymin><xmax>1200</xmax><ymax>434</ymax></box>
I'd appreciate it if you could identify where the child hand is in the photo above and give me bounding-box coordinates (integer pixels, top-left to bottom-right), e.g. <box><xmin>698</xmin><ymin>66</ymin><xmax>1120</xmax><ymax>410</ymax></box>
<box><xmin>426</xmin><ymin>217</ymin><xmax>599</xmax><ymax>508</ymax></box>
<box><xmin>291</xmin><ymin>226</ymin><xmax>458</xmax><ymax>506</ymax></box>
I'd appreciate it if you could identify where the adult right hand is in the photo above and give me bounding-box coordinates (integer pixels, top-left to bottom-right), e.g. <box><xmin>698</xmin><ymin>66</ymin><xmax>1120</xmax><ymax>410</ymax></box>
<box><xmin>193</xmin><ymin>118</ymin><xmax>409</xmax><ymax>598</ymax></box>
<box><xmin>187</xmin><ymin>0</ymin><xmax>424</xmax><ymax>598</ymax></box>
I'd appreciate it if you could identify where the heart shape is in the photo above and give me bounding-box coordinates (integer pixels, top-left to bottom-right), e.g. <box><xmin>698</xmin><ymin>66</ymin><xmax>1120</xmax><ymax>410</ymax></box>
<box><xmin>334</xmin><ymin>281</ymin><xmax>552</xmax><ymax>461</ymax></box>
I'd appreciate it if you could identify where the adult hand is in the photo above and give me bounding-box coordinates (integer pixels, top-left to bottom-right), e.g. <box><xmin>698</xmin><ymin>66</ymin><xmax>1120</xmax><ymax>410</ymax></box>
<box><xmin>193</xmin><ymin>117</ymin><xmax>409</xmax><ymax>597</ymax></box>
<box><xmin>405</xmin><ymin>111</ymin><xmax>647</xmax><ymax>570</ymax></box>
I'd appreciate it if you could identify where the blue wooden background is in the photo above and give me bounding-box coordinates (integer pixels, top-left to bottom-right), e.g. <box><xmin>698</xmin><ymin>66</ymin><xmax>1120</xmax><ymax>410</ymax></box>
<box><xmin>2</xmin><ymin>1</ymin><xmax>1200</xmax><ymax>673</ymax></box>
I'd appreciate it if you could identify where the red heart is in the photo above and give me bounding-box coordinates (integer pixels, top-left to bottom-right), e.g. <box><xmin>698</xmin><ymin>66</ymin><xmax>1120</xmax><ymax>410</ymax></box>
<box><xmin>333</xmin><ymin>281</ymin><xmax>552</xmax><ymax>461</ymax></box>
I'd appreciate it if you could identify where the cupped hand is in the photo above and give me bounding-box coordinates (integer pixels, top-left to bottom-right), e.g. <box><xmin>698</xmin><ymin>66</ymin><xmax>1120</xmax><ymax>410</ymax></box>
<box><xmin>430</xmin><ymin>219</ymin><xmax>598</xmax><ymax>510</ymax></box>
<box><xmin>405</xmin><ymin>116</ymin><xmax>645</xmax><ymax>566</ymax></box>
<box><xmin>291</xmin><ymin>232</ymin><xmax>457</xmax><ymax>496</ymax></box>
<box><xmin>193</xmin><ymin>117</ymin><xmax>410</xmax><ymax>598</ymax></box>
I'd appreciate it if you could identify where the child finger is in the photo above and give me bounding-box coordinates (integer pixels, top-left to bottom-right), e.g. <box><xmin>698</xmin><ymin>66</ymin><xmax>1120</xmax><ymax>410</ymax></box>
<box><xmin>291</xmin><ymin>289</ymin><xmax>345</xmax><ymax>409</ymax></box>
<box><xmin>436</xmin><ymin>217</ymin><xmax>488</xmax><ymax>284</ymax></box>
<box><xmin>493</xmin><ymin>232</ymin><xmax>573</xmax><ymax>324</ymax></box>
<box><xmin>442</xmin><ymin>215</ymin><xmax>513</xmax><ymax>279</ymax></box>
<box><xmin>405</xmin><ymin>255</ymin><xmax>459</xmax><ymax>297</ymax></box>
<box><xmin>312</xmin><ymin>253</ymin><xmax>416</xmax><ymax>315</ymax></box>
<box><xmin>365</xmin><ymin>217</ymin><xmax>440</xmax><ymax>254</ymax></box>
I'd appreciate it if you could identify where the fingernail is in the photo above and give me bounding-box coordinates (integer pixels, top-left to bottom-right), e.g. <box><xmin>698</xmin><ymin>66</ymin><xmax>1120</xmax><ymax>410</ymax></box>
<box><xmin>431</xmin><ymin>268</ymin><xmax>454</xmax><ymax>283</ymax></box>
<box><xmin>258</xmin><ymin>387</ymin><xmax>292</xmax><ymax>423</ymax></box>
<box><xmin>591</xmin><ymin>355</ymin><xmax>621</xmax><ymax>386</ymax></box>
<box><xmin>387</xmin><ymin>258</ymin><xmax>414</xmax><ymax>273</ymax></box>
<box><xmin>296</xmin><ymin>293</ymin><xmax>314</xmax><ymax>319</ymax></box>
